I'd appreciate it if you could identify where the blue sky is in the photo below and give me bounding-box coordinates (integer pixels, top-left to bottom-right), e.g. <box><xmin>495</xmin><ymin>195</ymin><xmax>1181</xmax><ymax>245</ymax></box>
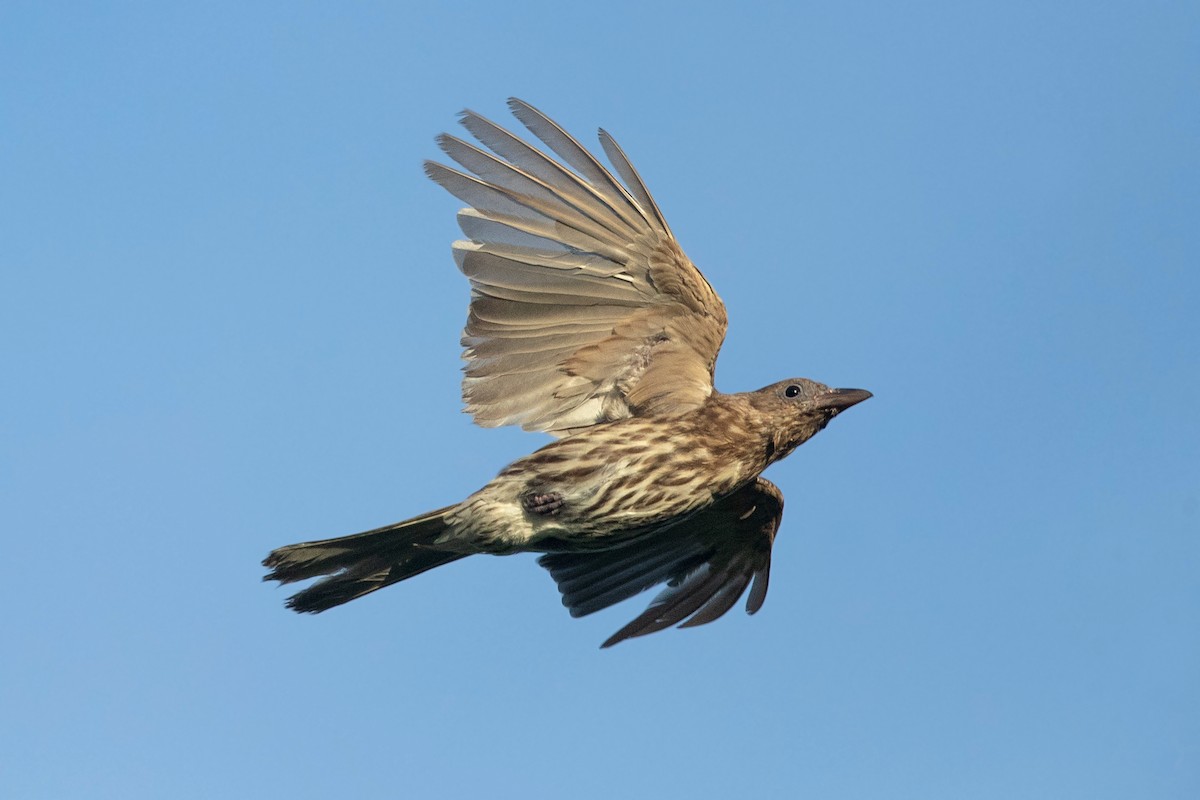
<box><xmin>2</xmin><ymin>2</ymin><xmax>1197</xmax><ymax>798</ymax></box>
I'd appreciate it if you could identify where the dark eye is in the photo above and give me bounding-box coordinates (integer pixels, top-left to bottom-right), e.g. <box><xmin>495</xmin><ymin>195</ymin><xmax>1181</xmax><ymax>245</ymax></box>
<box><xmin>784</xmin><ymin>384</ymin><xmax>802</xmax><ymax>398</ymax></box>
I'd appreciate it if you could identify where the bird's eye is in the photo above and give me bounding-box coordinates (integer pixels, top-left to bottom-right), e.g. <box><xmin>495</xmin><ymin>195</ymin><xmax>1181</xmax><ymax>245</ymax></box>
<box><xmin>784</xmin><ymin>384</ymin><xmax>802</xmax><ymax>398</ymax></box>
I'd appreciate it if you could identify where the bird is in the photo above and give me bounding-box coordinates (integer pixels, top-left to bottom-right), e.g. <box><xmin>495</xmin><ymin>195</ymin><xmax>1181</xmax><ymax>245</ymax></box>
<box><xmin>263</xmin><ymin>98</ymin><xmax>871</xmax><ymax>647</ymax></box>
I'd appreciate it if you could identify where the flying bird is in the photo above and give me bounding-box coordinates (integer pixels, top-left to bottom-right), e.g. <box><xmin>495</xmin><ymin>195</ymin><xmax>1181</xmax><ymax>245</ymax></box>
<box><xmin>263</xmin><ymin>99</ymin><xmax>871</xmax><ymax>647</ymax></box>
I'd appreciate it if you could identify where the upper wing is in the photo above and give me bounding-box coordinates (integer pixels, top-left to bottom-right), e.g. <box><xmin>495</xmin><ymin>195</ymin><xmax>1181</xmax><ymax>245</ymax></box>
<box><xmin>425</xmin><ymin>99</ymin><xmax>728</xmax><ymax>436</ymax></box>
<box><xmin>538</xmin><ymin>478</ymin><xmax>784</xmax><ymax>648</ymax></box>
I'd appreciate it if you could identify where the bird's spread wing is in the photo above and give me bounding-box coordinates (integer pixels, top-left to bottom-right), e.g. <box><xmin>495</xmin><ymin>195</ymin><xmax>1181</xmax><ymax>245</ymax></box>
<box><xmin>425</xmin><ymin>99</ymin><xmax>728</xmax><ymax>436</ymax></box>
<box><xmin>538</xmin><ymin>478</ymin><xmax>784</xmax><ymax>647</ymax></box>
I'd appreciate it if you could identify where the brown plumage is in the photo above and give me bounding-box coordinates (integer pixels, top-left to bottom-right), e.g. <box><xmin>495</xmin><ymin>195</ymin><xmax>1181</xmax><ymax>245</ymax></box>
<box><xmin>263</xmin><ymin>99</ymin><xmax>871</xmax><ymax>647</ymax></box>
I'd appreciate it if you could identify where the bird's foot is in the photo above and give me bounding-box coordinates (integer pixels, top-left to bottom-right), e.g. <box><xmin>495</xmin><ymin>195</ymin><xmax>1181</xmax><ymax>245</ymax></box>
<box><xmin>522</xmin><ymin>491</ymin><xmax>565</xmax><ymax>516</ymax></box>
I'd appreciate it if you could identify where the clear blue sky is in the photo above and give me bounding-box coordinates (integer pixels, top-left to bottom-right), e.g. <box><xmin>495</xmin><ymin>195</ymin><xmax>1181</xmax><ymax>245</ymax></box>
<box><xmin>3</xmin><ymin>2</ymin><xmax>1197</xmax><ymax>798</ymax></box>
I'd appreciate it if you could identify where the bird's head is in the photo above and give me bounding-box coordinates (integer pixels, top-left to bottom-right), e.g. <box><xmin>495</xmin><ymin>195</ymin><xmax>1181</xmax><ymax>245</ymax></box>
<box><xmin>749</xmin><ymin>378</ymin><xmax>872</xmax><ymax>464</ymax></box>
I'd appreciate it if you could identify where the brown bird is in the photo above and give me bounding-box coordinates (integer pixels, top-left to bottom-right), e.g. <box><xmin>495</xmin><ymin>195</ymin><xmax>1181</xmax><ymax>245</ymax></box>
<box><xmin>263</xmin><ymin>99</ymin><xmax>871</xmax><ymax>647</ymax></box>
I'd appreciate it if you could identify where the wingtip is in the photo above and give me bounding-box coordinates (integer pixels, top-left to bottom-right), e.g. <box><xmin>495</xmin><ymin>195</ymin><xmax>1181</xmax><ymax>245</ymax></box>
<box><xmin>421</xmin><ymin>159</ymin><xmax>445</xmax><ymax>181</ymax></box>
<box><xmin>599</xmin><ymin>618</ymin><xmax>644</xmax><ymax>648</ymax></box>
<box><xmin>507</xmin><ymin>97</ymin><xmax>544</xmax><ymax>127</ymax></box>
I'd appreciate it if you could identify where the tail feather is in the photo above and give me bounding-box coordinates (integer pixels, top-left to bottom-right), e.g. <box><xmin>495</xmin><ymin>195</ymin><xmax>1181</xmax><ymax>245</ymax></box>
<box><xmin>263</xmin><ymin>505</ymin><xmax>467</xmax><ymax>613</ymax></box>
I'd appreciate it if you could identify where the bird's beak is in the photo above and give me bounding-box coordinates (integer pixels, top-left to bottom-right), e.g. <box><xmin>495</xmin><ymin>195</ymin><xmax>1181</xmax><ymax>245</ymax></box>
<box><xmin>814</xmin><ymin>387</ymin><xmax>873</xmax><ymax>412</ymax></box>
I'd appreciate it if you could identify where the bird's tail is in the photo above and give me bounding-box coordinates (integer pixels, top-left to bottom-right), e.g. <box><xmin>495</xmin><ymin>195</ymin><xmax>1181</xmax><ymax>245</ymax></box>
<box><xmin>262</xmin><ymin>505</ymin><xmax>466</xmax><ymax>613</ymax></box>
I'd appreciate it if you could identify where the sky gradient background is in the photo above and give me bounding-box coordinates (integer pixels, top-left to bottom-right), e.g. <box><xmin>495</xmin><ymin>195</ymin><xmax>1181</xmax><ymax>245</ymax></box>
<box><xmin>3</xmin><ymin>2</ymin><xmax>1197</xmax><ymax>798</ymax></box>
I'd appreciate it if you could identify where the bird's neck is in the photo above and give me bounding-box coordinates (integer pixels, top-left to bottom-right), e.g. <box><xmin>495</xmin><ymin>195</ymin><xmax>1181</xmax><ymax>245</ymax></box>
<box><xmin>701</xmin><ymin>392</ymin><xmax>778</xmax><ymax>474</ymax></box>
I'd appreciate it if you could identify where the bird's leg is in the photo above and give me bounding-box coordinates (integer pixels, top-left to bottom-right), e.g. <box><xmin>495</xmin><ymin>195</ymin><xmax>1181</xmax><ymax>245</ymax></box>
<box><xmin>522</xmin><ymin>490</ymin><xmax>565</xmax><ymax>516</ymax></box>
